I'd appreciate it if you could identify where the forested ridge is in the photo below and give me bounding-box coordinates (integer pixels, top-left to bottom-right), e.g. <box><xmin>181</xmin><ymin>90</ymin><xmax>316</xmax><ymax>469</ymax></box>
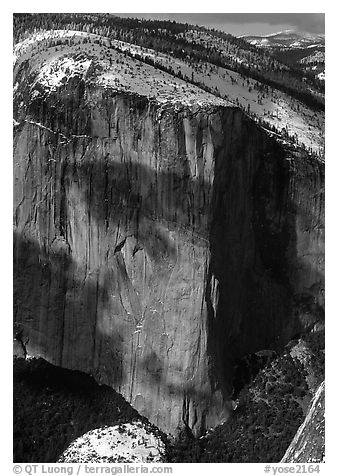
<box><xmin>13</xmin><ymin>13</ymin><xmax>324</xmax><ymax>111</ymax></box>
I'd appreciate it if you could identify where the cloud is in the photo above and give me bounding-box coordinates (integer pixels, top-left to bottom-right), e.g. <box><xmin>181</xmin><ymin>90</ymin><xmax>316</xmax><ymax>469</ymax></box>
<box><xmin>210</xmin><ymin>13</ymin><xmax>325</xmax><ymax>34</ymax></box>
<box><xmin>115</xmin><ymin>13</ymin><xmax>325</xmax><ymax>34</ymax></box>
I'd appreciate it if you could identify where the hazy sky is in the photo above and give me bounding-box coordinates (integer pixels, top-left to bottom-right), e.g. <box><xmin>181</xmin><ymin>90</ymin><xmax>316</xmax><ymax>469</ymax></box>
<box><xmin>114</xmin><ymin>13</ymin><xmax>325</xmax><ymax>36</ymax></box>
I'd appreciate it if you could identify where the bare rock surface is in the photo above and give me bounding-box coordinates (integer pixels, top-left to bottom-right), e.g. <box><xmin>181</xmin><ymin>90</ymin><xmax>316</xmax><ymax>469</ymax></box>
<box><xmin>281</xmin><ymin>381</ymin><xmax>325</xmax><ymax>463</ymax></box>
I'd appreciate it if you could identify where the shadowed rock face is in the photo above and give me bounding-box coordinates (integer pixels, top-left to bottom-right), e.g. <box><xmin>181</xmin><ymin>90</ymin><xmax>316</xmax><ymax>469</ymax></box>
<box><xmin>281</xmin><ymin>381</ymin><xmax>325</xmax><ymax>463</ymax></box>
<box><xmin>13</xmin><ymin>76</ymin><xmax>324</xmax><ymax>436</ymax></box>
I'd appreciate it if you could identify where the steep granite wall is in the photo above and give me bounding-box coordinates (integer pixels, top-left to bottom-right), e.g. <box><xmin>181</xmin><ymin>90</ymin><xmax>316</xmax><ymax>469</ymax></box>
<box><xmin>13</xmin><ymin>76</ymin><xmax>324</xmax><ymax>435</ymax></box>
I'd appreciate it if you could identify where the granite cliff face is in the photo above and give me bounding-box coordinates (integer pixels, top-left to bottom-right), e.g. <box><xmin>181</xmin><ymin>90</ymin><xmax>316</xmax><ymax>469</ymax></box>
<box><xmin>13</xmin><ymin>37</ymin><xmax>324</xmax><ymax>436</ymax></box>
<box><xmin>282</xmin><ymin>381</ymin><xmax>325</xmax><ymax>463</ymax></box>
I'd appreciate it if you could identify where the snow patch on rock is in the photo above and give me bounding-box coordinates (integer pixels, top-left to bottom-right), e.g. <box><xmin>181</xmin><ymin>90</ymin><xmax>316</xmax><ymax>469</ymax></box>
<box><xmin>58</xmin><ymin>421</ymin><xmax>166</xmax><ymax>463</ymax></box>
<box><xmin>34</xmin><ymin>55</ymin><xmax>92</xmax><ymax>91</ymax></box>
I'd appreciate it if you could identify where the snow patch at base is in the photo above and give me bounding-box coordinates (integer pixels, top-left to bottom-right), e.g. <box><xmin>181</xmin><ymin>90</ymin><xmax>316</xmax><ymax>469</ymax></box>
<box><xmin>58</xmin><ymin>421</ymin><xmax>166</xmax><ymax>463</ymax></box>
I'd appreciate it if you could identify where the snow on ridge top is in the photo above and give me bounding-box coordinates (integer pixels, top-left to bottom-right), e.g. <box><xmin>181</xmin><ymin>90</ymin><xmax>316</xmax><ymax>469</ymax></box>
<box><xmin>262</xmin><ymin>29</ymin><xmax>323</xmax><ymax>40</ymax></box>
<box><xmin>14</xmin><ymin>29</ymin><xmax>88</xmax><ymax>62</ymax></box>
<box><xmin>33</xmin><ymin>55</ymin><xmax>93</xmax><ymax>92</ymax></box>
<box><xmin>94</xmin><ymin>58</ymin><xmax>228</xmax><ymax>107</ymax></box>
<box><xmin>15</xmin><ymin>29</ymin><xmax>229</xmax><ymax>108</ymax></box>
<box><xmin>262</xmin><ymin>29</ymin><xmax>297</xmax><ymax>38</ymax></box>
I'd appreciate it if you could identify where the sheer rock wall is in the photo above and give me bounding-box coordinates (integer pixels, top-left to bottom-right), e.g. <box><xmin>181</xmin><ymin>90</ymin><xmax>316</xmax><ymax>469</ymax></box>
<box><xmin>13</xmin><ymin>78</ymin><xmax>324</xmax><ymax>435</ymax></box>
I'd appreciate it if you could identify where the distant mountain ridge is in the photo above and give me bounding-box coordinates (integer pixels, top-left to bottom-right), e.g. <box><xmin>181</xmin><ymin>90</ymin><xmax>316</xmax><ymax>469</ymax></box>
<box><xmin>240</xmin><ymin>29</ymin><xmax>325</xmax><ymax>82</ymax></box>
<box><xmin>240</xmin><ymin>30</ymin><xmax>325</xmax><ymax>49</ymax></box>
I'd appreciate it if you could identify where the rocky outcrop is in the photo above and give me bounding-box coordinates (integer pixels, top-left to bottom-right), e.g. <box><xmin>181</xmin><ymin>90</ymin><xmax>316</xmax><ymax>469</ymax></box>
<box><xmin>13</xmin><ymin>44</ymin><xmax>324</xmax><ymax>436</ymax></box>
<box><xmin>281</xmin><ymin>381</ymin><xmax>325</xmax><ymax>463</ymax></box>
<box><xmin>58</xmin><ymin>422</ymin><xmax>166</xmax><ymax>463</ymax></box>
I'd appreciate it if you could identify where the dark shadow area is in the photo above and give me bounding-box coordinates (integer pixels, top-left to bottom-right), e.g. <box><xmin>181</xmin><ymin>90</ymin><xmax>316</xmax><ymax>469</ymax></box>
<box><xmin>13</xmin><ymin>357</ymin><xmax>153</xmax><ymax>463</ymax></box>
<box><xmin>231</xmin><ymin>350</ymin><xmax>277</xmax><ymax>398</ymax></box>
<box><xmin>204</xmin><ymin>120</ymin><xmax>324</xmax><ymax>397</ymax></box>
<box><xmin>13</xmin><ymin>231</ymin><xmax>123</xmax><ymax>387</ymax></box>
<box><xmin>63</xmin><ymin>122</ymin><xmax>213</xmax><ymax>246</ymax></box>
<box><xmin>139</xmin><ymin>350</ymin><xmax>220</xmax><ymax>404</ymax></box>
